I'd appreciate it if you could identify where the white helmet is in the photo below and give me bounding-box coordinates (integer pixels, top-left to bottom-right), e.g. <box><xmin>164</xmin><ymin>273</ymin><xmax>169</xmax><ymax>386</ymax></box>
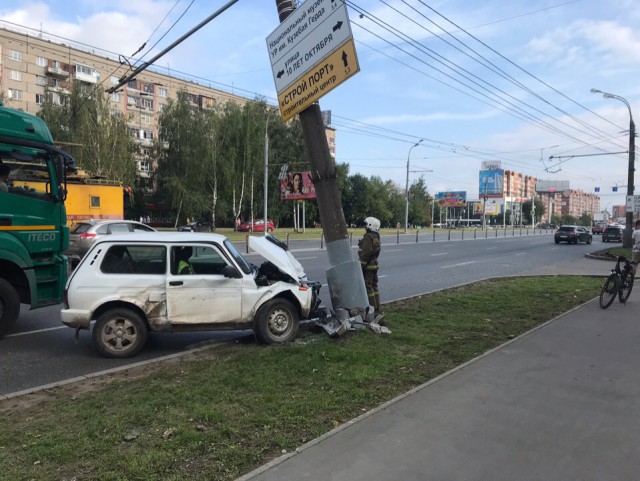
<box><xmin>364</xmin><ymin>216</ymin><xmax>381</xmax><ymax>232</ymax></box>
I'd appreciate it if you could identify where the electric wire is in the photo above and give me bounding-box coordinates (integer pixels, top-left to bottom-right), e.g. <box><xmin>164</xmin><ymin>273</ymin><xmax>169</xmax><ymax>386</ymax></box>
<box><xmin>414</xmin><ymin>0</ymin><xmax>626</xmax><ymax>133</ymax></box>
<box><xmin>348</xmin><ymin>1</ymin><xmax>627</xmax><ymax>152</ymax></box>
<box><xmin>397</xmin><ymin>0</ymin><xmax>620</xmax><ymax>144</ymax></box>
<box><xmin>348</xmin><ymin>8</ymin><xmax>599</xmax><ymax>145</ymax></box>
<box><xmin>133</xmin><ymin>0</ymin><xmax>195</xmax><ymax>68</ymax></box>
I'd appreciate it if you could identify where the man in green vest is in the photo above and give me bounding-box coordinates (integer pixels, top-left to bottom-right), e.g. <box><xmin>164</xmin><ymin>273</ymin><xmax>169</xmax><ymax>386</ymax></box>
<box><xmin>177</xmin><ymin>246</ymin><xmax>195</xmax><ymax>275</ymax></box>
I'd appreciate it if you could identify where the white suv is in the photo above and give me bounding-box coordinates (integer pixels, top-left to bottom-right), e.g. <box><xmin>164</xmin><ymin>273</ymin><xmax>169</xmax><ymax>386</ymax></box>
<box><xmin>61</xmin><ymin>233</ymin><xmax>321</xmax><ymax>358</ymax></box>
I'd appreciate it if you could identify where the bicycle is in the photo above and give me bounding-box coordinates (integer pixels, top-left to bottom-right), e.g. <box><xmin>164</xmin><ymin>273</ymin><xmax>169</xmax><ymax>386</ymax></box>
<box><xmin>599</xmin><ymin>256</ymin><xmax>635</xmax><ymax>309</ymax></box>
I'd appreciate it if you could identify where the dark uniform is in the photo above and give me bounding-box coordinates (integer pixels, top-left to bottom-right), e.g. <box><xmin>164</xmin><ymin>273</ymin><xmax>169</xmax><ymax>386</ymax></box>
<box><xmin>358</xmin><ymin>229</ymin><xmax>381</xmax><ymax>313</ymax></box>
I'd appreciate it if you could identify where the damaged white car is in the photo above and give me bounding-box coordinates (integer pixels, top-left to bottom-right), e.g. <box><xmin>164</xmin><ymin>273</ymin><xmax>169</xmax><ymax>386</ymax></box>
<box><xmin>61</xmin><ymin>233</ymin><xmax>322</xmax><ymax>358</ymax></box>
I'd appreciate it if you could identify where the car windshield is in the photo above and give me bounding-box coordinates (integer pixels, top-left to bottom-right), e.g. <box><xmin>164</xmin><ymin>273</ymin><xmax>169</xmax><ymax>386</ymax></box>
<box><xmin>224</xmin><ymin>239</ymin><xmax>252</xmax><ymax>274</ymax></box>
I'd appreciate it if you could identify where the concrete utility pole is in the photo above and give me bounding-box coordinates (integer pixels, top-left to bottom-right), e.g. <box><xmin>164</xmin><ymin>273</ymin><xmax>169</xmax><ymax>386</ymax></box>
<box><xmin>591</xmin><ymin>88</ymin><xmax>636</xmax><ymax>247</ymax></box>
<box><xmin>274</xmin><ymin>0</ymin><xmax>369</xmax><ymax>313</ymax></box>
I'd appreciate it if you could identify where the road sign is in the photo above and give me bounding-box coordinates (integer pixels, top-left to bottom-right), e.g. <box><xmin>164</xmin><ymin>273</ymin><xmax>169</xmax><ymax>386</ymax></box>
<box><xmin>276</xmin><ymin>39</ymin><xmax>359</xmax><ymax>122</ymax></box>
<box><xmin>267</xmin><ymin>0</ymin><xmax>354</xmax><ymax>93</ymax></box>
<box><xmin>626</xmin><ymin>195</ymin><xmax>640</xmax><ymax>212</ymax></box>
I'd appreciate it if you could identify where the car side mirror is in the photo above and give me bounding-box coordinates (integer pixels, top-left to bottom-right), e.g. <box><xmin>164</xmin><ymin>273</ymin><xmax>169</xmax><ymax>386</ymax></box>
<box><xmin>222</xmin><ymin>265</ymin><xmax>241</xmax><ymax>279</ymax></box>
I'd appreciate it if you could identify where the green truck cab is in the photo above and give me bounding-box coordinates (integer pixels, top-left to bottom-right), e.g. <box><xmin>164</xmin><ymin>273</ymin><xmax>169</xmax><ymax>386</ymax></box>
<box><xmin>0</xmin><ymin>105</ymin><xmax>75</xmax><ymax>337</ymax></box>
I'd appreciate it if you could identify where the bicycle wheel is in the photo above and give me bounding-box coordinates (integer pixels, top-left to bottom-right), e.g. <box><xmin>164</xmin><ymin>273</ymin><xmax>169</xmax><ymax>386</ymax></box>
<box><xmin>619</xmin><ymin>274</ymin><xmax>635</xmax><ymax>304</ymax></box>
<box><xmin>600</xmin><ymin>274</ymin><xmax>619</xmax><ymax>309</ymax></box>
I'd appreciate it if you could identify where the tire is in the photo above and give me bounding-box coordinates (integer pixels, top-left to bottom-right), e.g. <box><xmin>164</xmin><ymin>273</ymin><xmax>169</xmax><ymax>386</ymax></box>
<box><xmin>600</xmin><ymin>274</ymin><xmax>619</xmax><ymax>309</ymax></box>
<box><xmin>554</xmin><ymin>239</ymin><xmax>559</xmax><ymax>244</ymax></box>
<box><xmin>0</xmin><ymin>278</ymin><xmax>20</xmax><ymax>338</ymax></box>
<box><xmin>93</xmin><ymin>307</ymin><xmax>148</xmax><ymax>358</ymax></box>
<box><xmin>587</xmin><ymin>237</ymin><xmax>592</xmax><ymax>245</ymax></box>
<box><xmin>619</xmin><ymin>274</ymin><xmax>634</xmax><ymax>304</ymax></box>
<box><xmin>254</xmin><ymin>298</ymin><xmax>299</xmax><ymax>345</ymax></box>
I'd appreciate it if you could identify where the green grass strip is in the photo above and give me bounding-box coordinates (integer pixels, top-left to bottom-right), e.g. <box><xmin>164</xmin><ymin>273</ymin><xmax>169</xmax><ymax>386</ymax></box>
<box><xmin>0</xmin><ymin>276</ymin><xmax>601</xmax><ymax>481</ymax></box>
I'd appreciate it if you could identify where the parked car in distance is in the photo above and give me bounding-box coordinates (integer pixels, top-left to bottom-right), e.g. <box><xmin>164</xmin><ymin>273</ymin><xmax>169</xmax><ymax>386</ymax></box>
<box><xmin>591</xmin><ymin>223</ymin><xmax>607</xmax><ymax>235</ymax></box>
<box><xmin>237</xmin><ymin>218</ymin><xmax>275</xmax><ymax>232</ymax></box>
<box><xmin>602</xmin><ymin>225</ymin><xmax>624</xmax><ymax>242</ymax></box>
<box><xmin>66</xmin><ymin>220</ymin><xmax>156</xmax><ymax>261</ymax></box>
<box><xmin>61</xmin><ymin>233</ymin><xmax>322</xmax><ymax>358</ymax></box>
<box><xmin>537</xmin><ymin>223</ymin><xmax>557</xmax><ymax>230</ymax></box>
<box><xmin>554</xmin><ymin>225</ymin><xmax>593</xmax><ymax>244</ymax></box>
<box><xmin>177</xmin><ymin>221</ymin><xmax>214</xmax><ymax>232</ymax></box>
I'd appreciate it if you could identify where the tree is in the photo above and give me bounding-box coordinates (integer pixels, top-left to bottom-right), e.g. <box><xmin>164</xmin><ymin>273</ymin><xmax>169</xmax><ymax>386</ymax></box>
<box><xmin>37</xmin><ymin>82</ymin><xmax>136</xmax><ymax>188</ymax></box>
<box><xmin>156</xmin><ymin>91</ymin><xmax>210</xmax><ymax>224</ymax></box>
<box><xmin>408</xmin><ymin>176</ymin><xmax>432</xmax><ymax>227</ymax></box>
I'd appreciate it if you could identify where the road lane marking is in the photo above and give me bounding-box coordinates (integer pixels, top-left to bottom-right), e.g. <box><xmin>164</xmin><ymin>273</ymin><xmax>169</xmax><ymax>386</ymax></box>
<box><xmin>441</xmin><ymin>261</ymin><xmax>477</xmax><ymax>269</ymax></box>
<box><xmin>295</xmin><ymin>256</ymin><xmax>317</xmax><ymax>260</ymax></box>
<box><xmin>430</xmin><ymin>252</ymin><xmax>447</xmax><ymax>256</ymax></box>
<box><xmin>486</xmin><ymin>247</ymin><xmax>498</xmax><ymax>250</ymax></box>
<box><xmin>385</xmin><ymin>249</ymin><xmax>402</xmax><ymax>253</ymax></box>
<box><xmin>515</xmin><ymin>252</ymin><xmax>527</xmax><ymax>256</ymax></box>
<box><xmin>5</xmin><ymin>326</ymin><xmax>67</xmax><ymax>337</ymax></box>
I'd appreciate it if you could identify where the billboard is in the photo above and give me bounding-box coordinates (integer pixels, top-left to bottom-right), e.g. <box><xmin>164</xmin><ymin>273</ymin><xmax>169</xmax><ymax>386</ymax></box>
<box><xmin>481</xmin><ymin>161</ymin><xmax>502</xmax><ymax>171</ymax></box>
<box><xmin>436</xmin><ymin>191</ymin><xmax>467</xmax><ymax>207</ymax></box>
<box><xmin>479</xmin><ymin>169</ymin><xmax>504</xmax><ymax>197</ymax></box>
<box><xmin>280</xmin><ymin>171</ymin><xmax>316</xmax><ymax>200</ymax></box>
<box><xmin>535</xmin><ymin>180</ymin><xmax>570</xmax><ymax>194</ymax></box>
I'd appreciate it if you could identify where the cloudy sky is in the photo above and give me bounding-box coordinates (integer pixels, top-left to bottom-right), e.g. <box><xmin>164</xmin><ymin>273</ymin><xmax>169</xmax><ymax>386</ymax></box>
<box><xmin>1</xmin><ymin>0</ymin><xmax>639</xmax><ymax>209</ymax></box>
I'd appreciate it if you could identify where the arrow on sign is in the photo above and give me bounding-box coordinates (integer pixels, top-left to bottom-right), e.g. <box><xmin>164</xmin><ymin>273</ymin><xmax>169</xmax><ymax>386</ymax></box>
<box><xmin>342</xmin><ymin>50</ymin><xmax>349</xmax><ymax>67</ymax></box>
<box><xmin>333</xmin><ymin>21</ymin><xmax>343</xmax><ymax>32</ymax></box>
<box><xmin>277</xmin><ymin>70</ymin><xmax>285</xmax><ymax>79</ymax></box>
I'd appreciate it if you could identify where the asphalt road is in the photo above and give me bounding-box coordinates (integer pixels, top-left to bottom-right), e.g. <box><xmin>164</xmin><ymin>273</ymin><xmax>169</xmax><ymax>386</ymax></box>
<box><xmin>1</xmin><ymin>229</ymin><xmax>600</xmax><ymax>397</ymax></box>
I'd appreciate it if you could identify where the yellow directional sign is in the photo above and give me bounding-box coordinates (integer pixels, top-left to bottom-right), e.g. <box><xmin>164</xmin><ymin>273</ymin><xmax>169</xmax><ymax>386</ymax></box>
<box><xmin>277</xmin><ymin>39</ymin><xmax>359</xmax><ymax>123</ymax></box>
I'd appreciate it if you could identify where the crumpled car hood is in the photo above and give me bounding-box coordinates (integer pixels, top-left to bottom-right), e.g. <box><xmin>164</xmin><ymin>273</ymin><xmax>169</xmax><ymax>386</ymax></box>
<box><xmin>248</xmin><ymin>235</ymin><xmax>306</xmax><ymax>282</ymax></box>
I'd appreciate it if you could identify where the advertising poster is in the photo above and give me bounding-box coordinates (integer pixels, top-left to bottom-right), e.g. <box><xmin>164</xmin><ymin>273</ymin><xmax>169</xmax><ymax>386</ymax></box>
<box><xmin>280</xmin><ymin>171</ymin><xmax>316</xmax><ymax>200</ymax></box>
<box><xmin>484</xmin><ymin>199</ymin><xmax>500</xmax><ymax>216</ymax></box>
<box><xmin>479</xmin><ymin>169</ymin><xmax>504</xmax><ymax>197</ymax></box>
<box><xmin>436</xmin><ymin>191</ymin><xmax>467</xmax><ymax>207</ymax></box>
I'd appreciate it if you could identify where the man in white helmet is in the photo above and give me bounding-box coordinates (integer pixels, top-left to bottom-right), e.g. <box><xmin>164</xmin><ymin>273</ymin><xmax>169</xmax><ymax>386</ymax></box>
<box><xmin>358</xmin><ymin>216</ymin><xmax>382</xmax><ymax>320</ymax></box>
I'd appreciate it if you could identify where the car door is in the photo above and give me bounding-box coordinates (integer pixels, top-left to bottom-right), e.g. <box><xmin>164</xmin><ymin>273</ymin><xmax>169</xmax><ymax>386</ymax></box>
<box><xmin>165</xmin><ymin>243</ymin><xmax>243</xmax><ymax>324</ymax></box>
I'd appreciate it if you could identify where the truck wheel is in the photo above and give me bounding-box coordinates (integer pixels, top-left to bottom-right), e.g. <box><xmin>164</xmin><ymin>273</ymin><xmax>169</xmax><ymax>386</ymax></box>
<box><xmin>0</xmin><ymin>279</ymin><xmax>20</xmax><ymax>338</ymax></box>
<box><xmin>254</xmin><ymin>299</ymin><xmax>299</xmax><ymax>345</ymax></box>
<box><xmin>93</xmin><ymin>307</ymin><xmax>148</xmax><ymax>358</ymax></box>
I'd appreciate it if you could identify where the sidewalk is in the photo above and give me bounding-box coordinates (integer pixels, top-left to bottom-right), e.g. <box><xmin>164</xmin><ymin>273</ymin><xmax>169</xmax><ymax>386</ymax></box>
<box><xmin>238</xmin><ymin>256</ymin><xmax>640</xmax><ymax>480</ymax></box>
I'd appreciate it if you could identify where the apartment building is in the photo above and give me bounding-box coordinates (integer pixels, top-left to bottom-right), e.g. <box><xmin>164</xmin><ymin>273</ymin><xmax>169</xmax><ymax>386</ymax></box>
<box><xmin>0</xmin><ymin>27</ymin><xmax>248</xmax><ymax>187</ymax></box>
<box><xmin>480</xmin><ymin>165</ymin><xmax>601</xmax><ymax>223</ymax></box>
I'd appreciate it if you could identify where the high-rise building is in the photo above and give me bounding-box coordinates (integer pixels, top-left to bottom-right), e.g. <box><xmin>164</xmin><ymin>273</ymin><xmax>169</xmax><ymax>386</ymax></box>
<box><xmin>0</xmin><ymin>26</ymin><xmax>250</xmax><ymax>189</ymax></box>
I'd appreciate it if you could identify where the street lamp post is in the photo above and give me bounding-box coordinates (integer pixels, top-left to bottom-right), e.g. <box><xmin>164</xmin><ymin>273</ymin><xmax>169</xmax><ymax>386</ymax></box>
<box><xmin>591</xmin><ymin>88</ymin><xmax>636</xmax><ymax>247</ymax></box>
<box><xmin>405</xmin><ymin>139</ymin><xmax>423</xmax><ymax>233</ymax></box>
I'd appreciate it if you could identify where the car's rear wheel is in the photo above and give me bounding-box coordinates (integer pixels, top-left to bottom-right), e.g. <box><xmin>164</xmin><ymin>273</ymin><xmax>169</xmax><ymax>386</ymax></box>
<box><xmin>93</xmin><ymin>307</ymin><xmax>148</xmax><ymax>358</ymax></box>
<box><xmin>600</xmin><ymin>274</ymin><xmax>619</xmax><ymax>309</ymax></box>
<box><xmin>554</xmin><ymin>239</ymin><xmax>560</xmax><ymax>244</ymax></box>
<box><xmin>254</xmin><ymin>298</ymin><xmax>299</xmax><ymax>345</ymax></box>
<box><xmin>0</xmin><ymin>278</ymin><xmax>20</xmax><ymax>338</ymax></box>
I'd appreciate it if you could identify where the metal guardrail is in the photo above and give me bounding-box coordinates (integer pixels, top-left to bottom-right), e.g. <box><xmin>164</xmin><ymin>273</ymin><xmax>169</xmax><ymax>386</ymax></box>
<box><xmin>243</xmin><ymin>228</ymin><xmax>553</xmax><ymax>251</ymax></box>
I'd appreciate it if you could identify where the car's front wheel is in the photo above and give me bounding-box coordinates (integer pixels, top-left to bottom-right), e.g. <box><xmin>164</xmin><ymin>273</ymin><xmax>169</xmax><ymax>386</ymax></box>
<box><xmin>93</xmin><ymin>307</ymin><xmax>149</xmax><ymax>358</ymax></box>
<box><xmin>254</xmin><ymin>298</ymin><xmax>299</xmax><ymax>345</ymax></box>
<box><xmin>586</xmin><ymin>236</ymin><xmax>592</xmax><ymax>244</ymax></box>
